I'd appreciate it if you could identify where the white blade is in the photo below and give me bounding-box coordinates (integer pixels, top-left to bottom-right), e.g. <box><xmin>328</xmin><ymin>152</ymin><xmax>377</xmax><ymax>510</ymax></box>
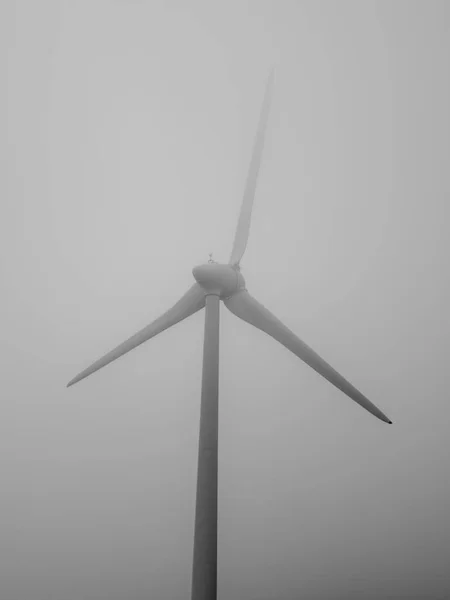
<box><xmin>67</xmin><ymin>283</ymin><xmax>206</xmax><ymax>387</ymax></box>
<box><xmin>229</xmin><ymin>69</ymin><xmax>274</xmax><ymax>266</ymax></box>
<box><xmin>224</xmin><ymin>291</ymin><xmax>392</xmax><ymax>424</ymax></box>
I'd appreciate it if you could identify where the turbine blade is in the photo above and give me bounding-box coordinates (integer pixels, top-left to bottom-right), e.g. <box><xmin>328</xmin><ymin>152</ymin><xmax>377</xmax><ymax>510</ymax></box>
<box><xmin>229</xmin><ymin>69</ymin><xmax>274</xmax><ymax>266</ymax></box>
<box><xmin>224</xmin><ymin>291</ymin><xmax>392</xmax><ymax>424</ymax></box>
<box><xmin>67</xmin><ymin>283</ymin><xmax>205</xmax><ymax>387</ymax></box>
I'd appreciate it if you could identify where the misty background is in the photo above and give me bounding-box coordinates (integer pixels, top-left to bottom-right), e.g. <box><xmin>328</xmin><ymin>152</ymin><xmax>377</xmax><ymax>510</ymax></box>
<box><xmin>3</xmin><ymin>1</ymin><xmax>450</xmax><ymax>598</ymax></box>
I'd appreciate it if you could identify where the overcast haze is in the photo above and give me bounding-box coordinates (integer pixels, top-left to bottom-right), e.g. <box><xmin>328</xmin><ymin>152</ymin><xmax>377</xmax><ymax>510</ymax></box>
<box><xmin>3</xmin><ymin>1</ymin><xmax>450</xmax><ymax>598</ymax></box>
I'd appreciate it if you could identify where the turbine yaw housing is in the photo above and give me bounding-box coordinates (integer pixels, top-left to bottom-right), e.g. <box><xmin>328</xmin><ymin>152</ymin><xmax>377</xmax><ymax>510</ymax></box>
<box><xmin>192</xmin><ymin>263</ymin><xmax>246</xmax><ymax>298</ymax></box>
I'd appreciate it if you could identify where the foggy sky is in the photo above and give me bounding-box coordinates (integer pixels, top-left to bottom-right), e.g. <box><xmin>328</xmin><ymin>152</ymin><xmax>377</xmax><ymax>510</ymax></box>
<box><xmin>3</xmin><ymin>1</ymin><xmax>450</xmax><ymax>598</ymax></box>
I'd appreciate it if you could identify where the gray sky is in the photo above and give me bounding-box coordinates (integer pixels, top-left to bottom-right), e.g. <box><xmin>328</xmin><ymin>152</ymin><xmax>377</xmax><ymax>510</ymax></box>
<box><xmin>3</xmin><ymin>1</ymin><xmax>450</xmax><ymax>598</ymax></box>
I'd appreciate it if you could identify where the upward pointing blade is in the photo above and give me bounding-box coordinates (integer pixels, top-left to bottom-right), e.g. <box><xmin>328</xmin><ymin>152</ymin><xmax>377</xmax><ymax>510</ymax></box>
<box><xmin>224</xmin><ymin>291</ymin><xmax>392</xmax><ymax>424</ymax></box>
<box><xmin>67</xmin><ymin>283</ymin><xmax>206</xmax><ymax>387</ymax></box>
<box><xmin>229</xmin><ymin>69</ymin><xmax>274</xmax><ymax>266</ymax></box>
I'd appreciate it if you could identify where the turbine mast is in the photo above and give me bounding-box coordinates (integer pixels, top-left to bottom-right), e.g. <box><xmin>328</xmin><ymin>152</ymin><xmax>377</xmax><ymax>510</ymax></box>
<box><xmin>191</xmin><ymin>293</ymin><xmax>220</xmax><ymax>600</ymax></box>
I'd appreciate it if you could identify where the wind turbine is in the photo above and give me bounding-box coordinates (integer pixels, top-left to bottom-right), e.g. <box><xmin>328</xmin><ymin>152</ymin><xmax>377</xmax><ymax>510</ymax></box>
<box><xmin>67</xmin><ymin>70</ymin><xmax>392</xmax><ymax>600</ymax></box>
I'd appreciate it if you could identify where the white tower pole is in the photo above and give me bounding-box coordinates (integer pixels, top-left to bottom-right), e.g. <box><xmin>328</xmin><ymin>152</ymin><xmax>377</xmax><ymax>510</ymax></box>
<box><xmin>191</xmin><ymin>293</ymin><xmax>220</xmax><ymax>600</ymax></box>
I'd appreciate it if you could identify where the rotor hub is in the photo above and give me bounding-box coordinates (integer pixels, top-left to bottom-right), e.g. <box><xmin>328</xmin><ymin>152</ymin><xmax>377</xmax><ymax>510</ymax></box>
<box><xmin>192</xmin><ymin>263</ymin><xmax>246</xmax><ymax>297</ymax></box>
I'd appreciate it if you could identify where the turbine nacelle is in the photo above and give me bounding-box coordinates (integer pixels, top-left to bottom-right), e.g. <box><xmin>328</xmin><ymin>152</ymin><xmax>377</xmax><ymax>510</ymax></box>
<box><xmin>192</xmin><ymin>263</ymin><xmax>246</xmax><ymax>298</ymax></box>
